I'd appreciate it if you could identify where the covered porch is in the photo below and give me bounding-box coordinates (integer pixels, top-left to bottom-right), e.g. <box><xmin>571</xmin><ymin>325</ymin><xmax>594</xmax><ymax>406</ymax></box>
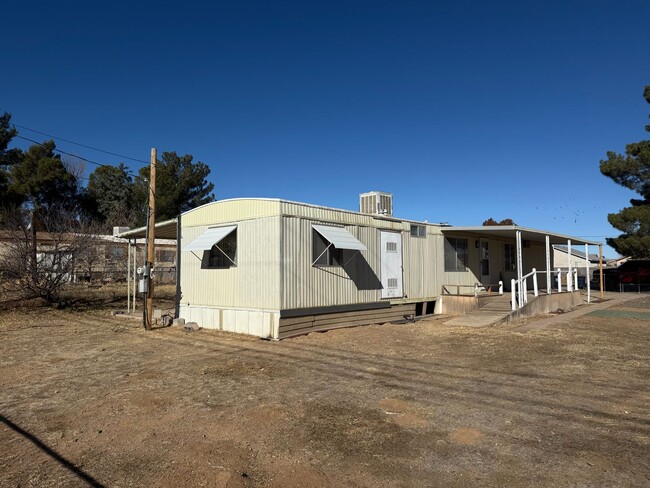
<box><xmin>440</xmin><ymin>225</ymin><xmax>603</xmax><ymax>309</ymax></box>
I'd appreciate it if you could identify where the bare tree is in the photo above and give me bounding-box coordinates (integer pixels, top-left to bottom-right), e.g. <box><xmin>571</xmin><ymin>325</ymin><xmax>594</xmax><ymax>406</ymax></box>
<box><xmin>0</xmin><ymin>206</ymin><xmax>103</xmax><ymax>303</ymax></box>
<box><xmin>62</xmin><ymin>155</ymin><xmax>86</xmax><ymax>184</ymax></box>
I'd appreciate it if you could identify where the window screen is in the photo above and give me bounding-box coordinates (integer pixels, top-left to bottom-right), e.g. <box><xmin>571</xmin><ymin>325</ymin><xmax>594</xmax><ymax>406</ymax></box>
<box><xmin>312</xmin><ymin>229</ymin><xmax>341</xmax><ymax>266</ymax></box>
<box><xmin>208</xmin><ymin>229</ymin><xmax>237</xmax><ymax>268</ymax></box>
<box><xmin>444</xmin><ymin>237</ymin><xmax>468</xmax><ymax>272</ymax></box>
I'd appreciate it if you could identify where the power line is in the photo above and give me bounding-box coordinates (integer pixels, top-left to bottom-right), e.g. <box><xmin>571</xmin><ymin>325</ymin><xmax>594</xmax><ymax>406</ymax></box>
<box><xmin>14</xmin><ymin>134</ymin><xmax>135</xmax><ymax>174</ymax></box>
<box><xmin>12</xmin><ymin>123</ymin><xmax>149</xmax><ymax>164</ymax></box>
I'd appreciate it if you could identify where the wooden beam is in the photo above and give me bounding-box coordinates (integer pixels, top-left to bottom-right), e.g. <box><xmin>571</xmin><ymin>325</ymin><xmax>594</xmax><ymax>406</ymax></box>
<box><xmin>599</xmin><ymin>244</ymin><xmax>604</xmax><ymax>300</ymax></box>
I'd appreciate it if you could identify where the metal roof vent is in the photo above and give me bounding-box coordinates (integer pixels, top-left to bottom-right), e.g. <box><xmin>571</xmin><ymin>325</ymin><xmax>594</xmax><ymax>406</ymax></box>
<box><xmin>359</xmin><ymin>191</ymin><xmax>393</xmax><ymax>217</ymax></box>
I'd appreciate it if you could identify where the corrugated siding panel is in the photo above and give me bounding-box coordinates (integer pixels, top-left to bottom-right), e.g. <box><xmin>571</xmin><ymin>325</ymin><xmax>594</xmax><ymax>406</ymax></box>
<box><xmin>403</xmin><ymin>232</ymin><xmax>440</xmax><ymax>298</ymax></box>
<box><xmin>281</xmin><ymin>202</ymin><xmax>407</xmax><ymax>230</ymax></box>
<box><xmin>182</xmin><ymin>200</ymin><xmax>281</xmax><ymax>227</ymax></box>
<box><xmin>181</xmin><ymin>216</ymin><xmax>281</xmax><ymax>309</ymax></box>
<box><xmin>281</xmin><ymin>217</ymin><xmax>383</xmax><ymax>310</ymax></box>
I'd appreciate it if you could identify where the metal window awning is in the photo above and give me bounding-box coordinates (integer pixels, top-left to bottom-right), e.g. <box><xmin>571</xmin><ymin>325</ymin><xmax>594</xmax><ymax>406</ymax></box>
<box><xmin>183</xmin><ymin>225</ymin><xmax>237</xmax><ymax>252</ymax></box>
<box><xmin>313</xmin><ymin>224</ymin><xmax>367</xmax><ymax>251</ymax></box>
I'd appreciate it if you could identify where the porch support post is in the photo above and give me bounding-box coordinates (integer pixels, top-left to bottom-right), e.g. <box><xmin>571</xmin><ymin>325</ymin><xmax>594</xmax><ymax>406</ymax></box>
<box><xmin>132</xmin><ymin>242</ymin><xmax>137</xmax><ymax>312</ymax></box>
<box><xmin>175</xmin><ymin>213</ymin><xmax>182</xmax><ymax>319</ymax></box>
<box><xmin>127</xmin><ymin>239</ymin><xmax>131</xmax><ymax>313</ymax></box>
<box><xmin>585</xmin><ymin>243</ymin><xmax>591</xmax><ymax>303</ymax></box>
<box><xmin>599</xmin><ymin>244</ymin><xmax>604</xmax><ymax>300</ymax></box>
<box><xmin>516</xmin><ymin>230</ymin><xmax>523</xmax><ymax>308</ymax></box>
<box><xmin>567</xmin><ymin>239</ymin><xmax>573</xmax><ymax>292</ymax></box>
<box><xmin>545</xmin><ymin>235</ymin><xmax>551</xmax><ymax>295</ymax></box>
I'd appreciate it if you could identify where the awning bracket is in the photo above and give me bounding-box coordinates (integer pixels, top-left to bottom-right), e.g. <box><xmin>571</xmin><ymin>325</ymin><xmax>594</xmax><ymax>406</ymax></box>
<box><xmin>312</xmin><ymin>243</ymin><xmax>333</xmax><ymax>266</ymax></box>
<box><xmin>213</xmin><ymin>243</ymin><xmax>237</xmax><ymax>266</ymax></box>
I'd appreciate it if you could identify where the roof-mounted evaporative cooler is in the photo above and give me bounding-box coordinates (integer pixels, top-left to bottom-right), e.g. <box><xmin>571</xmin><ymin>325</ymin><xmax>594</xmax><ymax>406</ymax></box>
<box><xmin>359</xmin><ymin>191</ymin><xmax>393</xmax><ymax>216</ymax></box>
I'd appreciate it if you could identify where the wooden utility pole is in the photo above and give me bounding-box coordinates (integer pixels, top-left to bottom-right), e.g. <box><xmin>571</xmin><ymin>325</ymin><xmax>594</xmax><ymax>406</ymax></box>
<box><xmin>145</xmin><ymin>148</ymin><xmax>157</xmax><ymax>330</ymax></box>
<box><xmin>599</xmin><ymin>244</ymin><xmax>604</xmax><ymax>300</ymax></box>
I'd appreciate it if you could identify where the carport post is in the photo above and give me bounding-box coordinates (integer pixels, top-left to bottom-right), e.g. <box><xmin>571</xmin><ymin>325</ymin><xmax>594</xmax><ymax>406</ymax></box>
<box><xmin>132</xmin><ymin>242</ymin><xmax>137</xmax><ymax>312</ymax></box>
<box><xmin>545</xmin><ymin>235</ymin><xmax>551</xmax><ymax>294</ymax></box>
<box><xmin>585</xmin><ymin>243</ymin><xmax>590</xmax><ymax>303</ymax></box>
<box><xmin>127</xmin><ymin>240</ymin><xmax>131</xmax><ymax>313</ymax></box>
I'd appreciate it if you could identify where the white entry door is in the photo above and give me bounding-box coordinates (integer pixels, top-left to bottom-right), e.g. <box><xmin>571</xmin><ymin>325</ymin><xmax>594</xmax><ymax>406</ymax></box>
<box><xmin>380</xmin><ymin>231</ymin><xmax>403</xmax><ymax>298</ymax></box>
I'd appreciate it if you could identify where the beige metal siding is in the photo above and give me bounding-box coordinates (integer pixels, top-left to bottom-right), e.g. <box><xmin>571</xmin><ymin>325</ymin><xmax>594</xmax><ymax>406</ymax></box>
<box><xmin>182</xmin><ymin>199</ymin><xmax>281</xmax><ymax>227</ymax></box>
<box><xmin>179</xmin><ymin>199</ymin><xmax>448</xmax><ymax>313</ymax></box>
<box><xmin>280</xmin><ymin>201</ymin><xmax>407</xmax><ymax>230</ymax></box>
<box><xmin>281</xmin><ymin>217</ymin><xmax>383</xmax><ymax>309</ymax></box>
<box><xmin>281</xmin><ymin>216</ymin><xmax>445</xmax><ymax>310</ymax></box>
<box><xmin>181</xmin><ymin>216</ymin><xmax>281</xmax><ymax>310</ymax></box>
<box><xmin>403</xmin><ymin>231</ymin><xmax>441</xmax><ymax>299</ymax></box>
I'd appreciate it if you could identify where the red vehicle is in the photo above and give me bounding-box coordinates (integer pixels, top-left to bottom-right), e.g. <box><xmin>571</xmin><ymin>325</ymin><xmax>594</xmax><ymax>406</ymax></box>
<box><xmin>593</xmin><ymin>260</ymin><xmax>650</xmax><ymax>292</ymax></box>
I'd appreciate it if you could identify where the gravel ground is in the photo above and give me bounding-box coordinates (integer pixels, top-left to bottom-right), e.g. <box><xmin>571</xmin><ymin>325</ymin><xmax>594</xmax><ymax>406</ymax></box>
<box><xmin>1</xmin><ymin>296</ymin><xmax>649</xmax><ymax>487</ymax></box>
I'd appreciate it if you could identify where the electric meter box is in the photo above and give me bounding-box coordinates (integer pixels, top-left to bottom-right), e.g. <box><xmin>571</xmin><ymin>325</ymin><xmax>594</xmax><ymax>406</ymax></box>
<box><xmin>138</xmin><ymin>278</ymin><xmax>148</xmax><ymax>294</ymax></box>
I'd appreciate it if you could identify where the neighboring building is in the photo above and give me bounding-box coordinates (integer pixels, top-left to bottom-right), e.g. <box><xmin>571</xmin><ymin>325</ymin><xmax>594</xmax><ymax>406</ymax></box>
<box><xmin>552</xmin><ymin>245</ymin><xmax>604</xmax><ymax>277</ymax></box>
<box><xmin>606</xmin><ymin>256</ymin><xmax>631</xmax><ymax>268</ymax></box>
<box><xmin>0</xmin><ymin>231</ymin><xmax>176</xmax><ymax>284</ymax></box>
<box><xmin>119</xmin><ymin>196</ymin><xmax>601</xmax><ymax>340</ymax></box>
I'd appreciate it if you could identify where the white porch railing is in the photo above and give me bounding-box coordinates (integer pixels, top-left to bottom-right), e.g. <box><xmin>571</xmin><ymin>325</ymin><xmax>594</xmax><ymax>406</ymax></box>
<box><xmin>510</xmin><ymin>268</ymin><xmax>581</xmax><ymax>311</ymax></box>
<box><xmin>442</xmin><ymin>282</ymin><xmax>504</xmax><ymax>297</ymax></box>
<box><xmin>474</xmin><ymin>281</ymin><xmax>503</xmax><ymax>297</ymax></box>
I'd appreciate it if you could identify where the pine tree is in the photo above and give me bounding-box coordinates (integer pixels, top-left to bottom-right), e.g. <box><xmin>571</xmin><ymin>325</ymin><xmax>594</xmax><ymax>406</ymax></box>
<box><xmin>600</xmin><ymin>86</ymin><xmax>650</xmax><ymax>257</ymax></box>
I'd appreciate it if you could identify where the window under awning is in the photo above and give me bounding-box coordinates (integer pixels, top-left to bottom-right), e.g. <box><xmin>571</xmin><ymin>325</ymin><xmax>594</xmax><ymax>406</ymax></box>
<box><xmin>183</xmin><ymin>225</ymin><xmax>237</xmax><ymax>252</ymax></box>
<box><xmin>312</xmin><ymin>224</ymin><xmax>367</xmax><ymax>251</ymax></box>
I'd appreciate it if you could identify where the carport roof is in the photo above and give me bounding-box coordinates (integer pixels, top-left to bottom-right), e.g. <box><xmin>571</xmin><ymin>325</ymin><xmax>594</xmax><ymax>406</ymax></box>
<box><xmin>117</xmin><ymin>218</ymin><xmax>178</xmax><ymax>240</ymax></box>
<box><xmin>441</xmin><ymin>226</ymin><xmax>601</xmax><ymax>246</ymax></box>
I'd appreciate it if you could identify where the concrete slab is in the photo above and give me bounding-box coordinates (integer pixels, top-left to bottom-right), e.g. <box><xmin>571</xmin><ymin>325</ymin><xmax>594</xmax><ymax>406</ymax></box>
<box><xmin>511</xmin><ymin>293</ymin><xmax>640</xmax><ymax>332</ymax></box>
<box><xmin>442</xmin><ymin>292</ymin><xmax>641</xmax><ymax>330</ymax></box>
<box><xmin>585</xmin><ymin>309</ymin><xmax>650</xmax><ymax>320</ymax></box>
<box><xmin>443</xmin><ymin>294</ymin><xmax>513</xmax><ymax>328</ymax></box>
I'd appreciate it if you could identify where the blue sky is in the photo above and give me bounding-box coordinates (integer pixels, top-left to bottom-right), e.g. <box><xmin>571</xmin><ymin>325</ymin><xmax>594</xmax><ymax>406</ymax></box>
<box><xmin>2</xmin><ymin>0</ymin><xmax>649</xmax><ymax>257</ymax></box>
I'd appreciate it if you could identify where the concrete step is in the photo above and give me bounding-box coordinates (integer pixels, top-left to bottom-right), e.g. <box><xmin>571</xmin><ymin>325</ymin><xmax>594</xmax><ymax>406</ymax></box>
<box><xmin>481</xmin><ymin>303</ymin><xmax>512</xmax><ymax>310</ymax></box>
<box><xmin>479</xmin><ymin>295</ymin><xmax>513</xmax><ymax>312</ymax></box>
<box><xmin>444</xmin><ymin>311</ymin><xmax>511</xmax><ymax>328</ymax></box>
<box><xmin>444</xmin><ymin>293</ymin><xmax>522</xmax><ymax>327</ymax></box>
<box><xmin>480</xmin><ymin>307</ymin><xmax>512</xmax><ymax>312</ymax></box>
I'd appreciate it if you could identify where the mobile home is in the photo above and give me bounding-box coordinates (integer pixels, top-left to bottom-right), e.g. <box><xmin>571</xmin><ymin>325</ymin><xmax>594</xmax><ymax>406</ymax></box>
<box><xmin>119</xmin><ymin>196</ymin><xmax>599</xmax><ymax>339</ymax></box>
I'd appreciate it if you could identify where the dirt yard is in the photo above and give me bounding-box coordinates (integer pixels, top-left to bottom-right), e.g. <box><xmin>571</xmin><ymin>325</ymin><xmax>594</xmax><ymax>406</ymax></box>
<box><xmin>1</xmin><ymin>294</ymin><xmax>649</xmax><ymax>487</ymax></box>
